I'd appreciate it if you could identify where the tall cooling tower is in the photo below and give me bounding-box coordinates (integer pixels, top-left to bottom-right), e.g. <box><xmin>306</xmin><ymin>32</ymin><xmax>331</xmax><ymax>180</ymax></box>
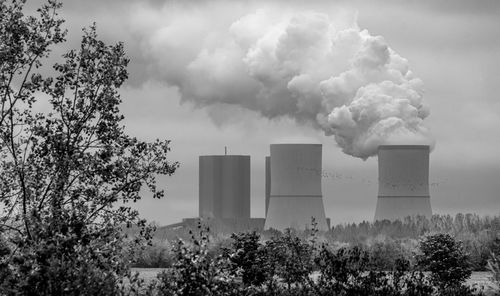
<box><xmin>374</xmin><ymin>145</ymin><xmax>432</xmax><ymax>221</ymax></box>
<box><xmin>264</xmin><ymin>144</ymin><xmax>328</xmax><ymax>231</ymax></box>
<box><xmin>199</xmin><ymin>155</ymin><xmax>250</xmax><ymax>219</ymax></box>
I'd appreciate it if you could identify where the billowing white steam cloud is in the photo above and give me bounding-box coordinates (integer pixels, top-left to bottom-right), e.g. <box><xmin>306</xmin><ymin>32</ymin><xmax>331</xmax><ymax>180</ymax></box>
<box><xmin>141</xmin><ymin>8</ymin><xmax>433</xmax><ymax>159</ymax></box>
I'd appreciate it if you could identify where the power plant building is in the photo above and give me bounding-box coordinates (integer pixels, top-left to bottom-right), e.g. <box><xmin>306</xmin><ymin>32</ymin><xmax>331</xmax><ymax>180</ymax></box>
<box><xmin>264</xmin><ymin>144</ymin><xmax>329</xmax><ymax>231</ymax></box>
<box><xmin>199</xmin><ymin>155</ymin><xmax>250</xmax><ymax>220</ymax></box>
<box><xmin>374</xmin><ymin>145</ymin><xmax>432</xmax><ymax>221</ymax></box>
<box><xmin>170</xmin><ymin>143</ymin><xmax>433</xmax><ymax>234</ymax></box>
<box><xmin>265</xmin><ymin>156</ymin><xmax>270</xmax><ymax>217</ymax></box>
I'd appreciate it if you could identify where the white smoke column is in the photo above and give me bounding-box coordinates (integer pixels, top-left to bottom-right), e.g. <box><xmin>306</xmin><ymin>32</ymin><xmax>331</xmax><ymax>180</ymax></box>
<box><xmin>140</xmin><ymin>8</ymin><xmax>433</xmax><ymax>159</ymax></box>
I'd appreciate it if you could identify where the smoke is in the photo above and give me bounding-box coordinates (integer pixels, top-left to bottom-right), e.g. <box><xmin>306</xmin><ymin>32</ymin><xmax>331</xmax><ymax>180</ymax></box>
<box><xmin>138</xmin><ymin>6</ymin><xmax>433</xmax><ymax>159</ymax></box>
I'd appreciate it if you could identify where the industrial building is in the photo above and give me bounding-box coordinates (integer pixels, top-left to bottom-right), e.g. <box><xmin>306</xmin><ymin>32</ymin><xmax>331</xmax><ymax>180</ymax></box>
<box><xmin>264</xmin><ymin>144</ymin><xmax>329</xmax><ymax>231</ymax></box>
<box><xmin>265</xmin><ymin>156</ymin><xmax>270</xmax><ymax>217</ymax></box>
<box><xmin>164</xmin><ymin>143</ymin><xmax>433</xmax><ymax>233</ymax></box>
<box><xmin>196</xmin><ymin>154</ymin><xmax>264</xmax><ymax>232</ymax></box>
<box><xmin>374</xmin><ymin>145</ymin><xmax>432</xmax><ymax>221</ymax></box>
<box><xmin>199</xmin><ymin>155</ymin><xmax>251</xmax><ymax>219</ymax></box>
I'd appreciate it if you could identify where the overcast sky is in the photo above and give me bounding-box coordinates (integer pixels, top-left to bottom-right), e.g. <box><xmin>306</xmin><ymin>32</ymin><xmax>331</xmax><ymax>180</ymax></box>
<box><xmin>33</xmin><ymin>0</ymin><xmax>500</xmax><ymax>225</ymax></box>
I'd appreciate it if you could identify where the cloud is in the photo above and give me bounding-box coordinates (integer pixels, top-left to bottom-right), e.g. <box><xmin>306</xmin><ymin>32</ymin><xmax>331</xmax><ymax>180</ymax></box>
<box><xmin>133</xmin><ymin>6</ymin><xmax>433</xmax><ymax>159</ymax></box>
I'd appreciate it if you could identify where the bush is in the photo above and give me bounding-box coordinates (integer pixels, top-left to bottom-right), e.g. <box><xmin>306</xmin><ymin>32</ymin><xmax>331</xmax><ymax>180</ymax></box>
<box><xmin>226</xmin><ymin>231</ymin><xmax>267</xmax><ymax>286</ymax></box>
<box><xmin>488</xmin><ymin>252</ymin><xmax>500</xmax><ymax>291</ymax></box>
<box><xmin>417</xmin><ymin>233</ymin><xmax>473</xmax><ymax>293</ymax></box>
<box><xmin>368</xmin><ymin>239</ymin><xmax>406</xmax><ymax>271</ymax></box>
<box><xmin>151</xmin><ymin>224</ymin><xmax>242</xmax><ymax>296</ymax></box>
<box><xmin>314</xmin><ymin>245</ymin><xmax>434</xmax><ymax>296</ymax></box>
<box><xmin>0</xmin><ymin>222</ymin><xmax>147</xmax><ymax>295</ymax></box>
<box><xmin>133</xmin><ymin>241</ymin><xmax>173</xmax><ymax>268</ymax></box>
<box><xmin>263</xmin><ymin>229</ymin><xmax>316</xmax><ymax>294</ymax></box>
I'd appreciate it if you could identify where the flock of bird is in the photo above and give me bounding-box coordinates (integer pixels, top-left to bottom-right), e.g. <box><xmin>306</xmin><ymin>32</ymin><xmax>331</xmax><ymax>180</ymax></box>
<box><xmin>293</xmin><ymin>166</ymin><xmax>446</xmax><ymax>188</ymax></box>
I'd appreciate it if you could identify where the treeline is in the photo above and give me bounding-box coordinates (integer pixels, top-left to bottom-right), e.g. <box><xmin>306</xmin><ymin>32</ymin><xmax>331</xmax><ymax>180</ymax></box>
<box><xmin>325</xmin><ymin>214</ymin><xmax>500</xmax><ymax>271</ymax></box>
<box><xmin>328</xmin><ymin>214</ymin><xmax>500</xmax><ymax>242</ymax></box>
<box><xmin>134</xmin><ymin>214</ymin><xmax>500</xmax><ymax>272</ymax></box>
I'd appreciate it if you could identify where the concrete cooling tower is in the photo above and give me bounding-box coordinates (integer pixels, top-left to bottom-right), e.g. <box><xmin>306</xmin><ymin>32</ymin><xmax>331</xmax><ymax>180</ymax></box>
<box><xmin>374</xmin><ymin>145</ymin><xmax>432</xmax><ymax>221</ymax></box>
<box><xmin>264</xmin><ymin>144</ymin><xmax>328</xmax><ymax>231</ymax></box>
<box><xmin>199</xmin><ymin>155</ymin><xmax>250</xmax><ymax>219</ymax></box>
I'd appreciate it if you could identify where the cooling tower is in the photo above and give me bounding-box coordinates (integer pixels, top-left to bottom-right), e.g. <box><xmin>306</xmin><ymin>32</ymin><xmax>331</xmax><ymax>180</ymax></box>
<box><xmin>199</xmin><ymin>155</ymin><xmax>250</xmax><ymax>219</ymax></box>
<box><xmin>374</xmin><ymin>145</ymin><xmax>432</xmax><ymax>221</ymax></box>
<box><xmin>264</xmin><ymin>144</ymin><xmax>328</xmax><ymax>231</ymax></box>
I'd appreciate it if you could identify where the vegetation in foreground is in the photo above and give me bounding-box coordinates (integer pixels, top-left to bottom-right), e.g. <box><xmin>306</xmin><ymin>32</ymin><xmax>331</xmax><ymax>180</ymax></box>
<box><xmin>143</xmin><ymin>223</ymin><xmax>499</xmax><ymax>296</ymax></box>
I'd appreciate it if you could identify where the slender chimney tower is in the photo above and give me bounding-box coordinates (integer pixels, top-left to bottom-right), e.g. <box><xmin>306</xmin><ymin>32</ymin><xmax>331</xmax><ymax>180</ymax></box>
<box><xmin>374</xmin><ymin>145</ymin><xmax>432</xmax><ymax>221</ymax></box>
<box><xmin>265</xmin><ymin>156</ymin><xmax>270</xmax><ymax>217</ymax></box>
<box><xmin>264</xmin><ymin>144</ymin><xmax>328</xmax><ymax>231</ymax></box>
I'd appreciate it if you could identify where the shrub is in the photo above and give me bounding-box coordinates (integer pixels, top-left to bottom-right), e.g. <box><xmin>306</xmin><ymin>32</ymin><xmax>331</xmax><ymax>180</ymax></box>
<box><xmin>0</xmin><ymin>222</ymin><xmax>148</xmax><ymax>295</ymax></box>
<box><xmin>264</xmin><ymin>229</ymin><xmax>316</xmax><ymax>293</ymax></box>
<box><xmin>133</xmin><ymin>241</ymin><xmax>173</xmax><ymax>268</ymax></box>
<box><xmin>315</xmin><ymin>245</ymin><xmax>370</xmax><ymax>295</ymax></box>
<box><xmin>151</xmin><ymin>224</ymin><xmax>241</xmax><ymax>296</ymax></box>
<box><xmin>226</xmin><ymin>231</ymin><xmax>267</xmax><ymax>286</ymax></box>
<box><xmin>417</xmin><ymin>233</ymin><xmax>473</xmax><ymax>292</ymax></box>
<box><xmin>369</xmin><ymin>239</ymin><xmax>406</xmax><ymax>271</ymax></box>
<box><xmin>488</xmin><ymin>252</ymin><xmax>500</xmax><ymax>291</ymax></box>
<box><xmin>313</xmin><ymin>245</ymin><xmax>433</xmax><ymax>296</ymax></box>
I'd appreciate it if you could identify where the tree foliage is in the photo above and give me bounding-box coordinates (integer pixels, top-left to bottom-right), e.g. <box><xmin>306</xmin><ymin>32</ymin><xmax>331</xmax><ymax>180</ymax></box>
<box><xmin>417</xmin><ymin>233</ymin><xmax>473</xmax><ymax>293</ymax></box>
<box><xmin>488</xmin><ymin>251</ymin><xmax>500</xmax><ymax>291</ymax></box>
<box><xmin>0</xmin><ymin>0</ymin><xmax>178</xmax><ymax>294</ymax></box>
<box><xmin>227</xmin><ymin>231</ymin><xmax>267</xmax><ymax>286</ymax></box>
<box><xmin>151</xmin><ymin>224</ymin><xmax>241</xmax><ymax>296</ymax></box>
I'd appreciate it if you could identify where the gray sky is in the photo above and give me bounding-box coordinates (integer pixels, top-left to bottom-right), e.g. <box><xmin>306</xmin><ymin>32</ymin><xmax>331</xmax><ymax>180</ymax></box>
<box><xmin>37</xmin><ymin>0</ymin><xmax>500</xmax><ymax>225</ymax></box>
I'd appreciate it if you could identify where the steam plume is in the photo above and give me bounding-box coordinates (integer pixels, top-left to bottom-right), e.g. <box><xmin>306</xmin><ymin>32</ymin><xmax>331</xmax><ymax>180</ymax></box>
<box><xmin>141</xmin><ymin>8</ymin><xmax>433</xmax><ymax>159</ymax></box>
